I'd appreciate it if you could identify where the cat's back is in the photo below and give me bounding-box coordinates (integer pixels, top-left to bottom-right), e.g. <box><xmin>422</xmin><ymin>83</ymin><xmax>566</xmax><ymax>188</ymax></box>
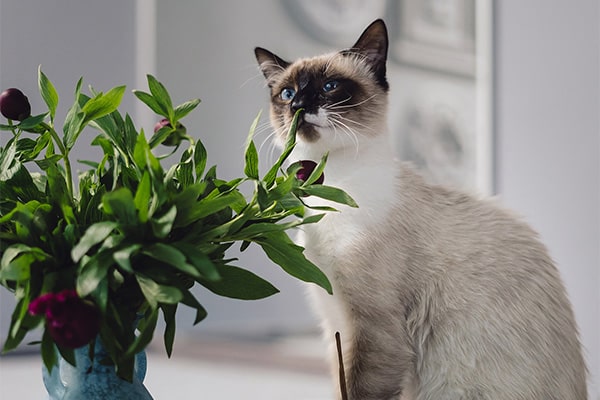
<box><xmin>387</xmin><ymin>164</ymin><xmax>588</xmax><ymax>399</ymax></box>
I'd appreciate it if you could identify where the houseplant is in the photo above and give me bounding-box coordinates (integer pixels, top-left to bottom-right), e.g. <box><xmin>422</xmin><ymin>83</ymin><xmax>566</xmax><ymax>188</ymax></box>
<box><xmin>0</xmin><ymin>68</ymin><xmax>356</xmax><ymax>396</ymax></box>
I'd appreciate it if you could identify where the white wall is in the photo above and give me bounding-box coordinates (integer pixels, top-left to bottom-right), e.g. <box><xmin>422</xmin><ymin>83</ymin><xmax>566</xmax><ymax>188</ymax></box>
<box><xmin>495</xmin><ymin>1</ymin><xmax>599</xmax><ymax>397</ymax></box>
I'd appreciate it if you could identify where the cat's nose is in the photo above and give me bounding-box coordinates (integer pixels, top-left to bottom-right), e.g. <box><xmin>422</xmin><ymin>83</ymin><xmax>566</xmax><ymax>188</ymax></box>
<box><xmin>291</xmin><ymin>98</ymin><xmax>305</xmax><ymax>114</ymax></box>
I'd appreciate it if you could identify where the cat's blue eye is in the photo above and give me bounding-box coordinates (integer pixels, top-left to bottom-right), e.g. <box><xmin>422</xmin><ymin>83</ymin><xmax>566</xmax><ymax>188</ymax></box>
<box><xmin>323</xmin><ymin>80</ymin><xmax>339</xmax><ymax>92</ymax></box>
<box><xmin>280</xmin><ymin>88</ymin><xmax>296</xmax><ymax>101</ymax></box>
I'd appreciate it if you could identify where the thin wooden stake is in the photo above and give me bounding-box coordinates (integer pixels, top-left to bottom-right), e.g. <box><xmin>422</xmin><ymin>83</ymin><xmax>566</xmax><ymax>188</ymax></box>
<box><xmin>335</xmin><ymin>331</ymin><xmax>348</xmax><ymax>400</ymax></box>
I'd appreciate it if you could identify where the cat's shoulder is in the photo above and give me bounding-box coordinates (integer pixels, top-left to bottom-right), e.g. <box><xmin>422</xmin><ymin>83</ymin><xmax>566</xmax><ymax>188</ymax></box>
<box><xmin>394</xmin><ymin>162</ymin><xmax>529</xmax><ymax>229</ymax></box>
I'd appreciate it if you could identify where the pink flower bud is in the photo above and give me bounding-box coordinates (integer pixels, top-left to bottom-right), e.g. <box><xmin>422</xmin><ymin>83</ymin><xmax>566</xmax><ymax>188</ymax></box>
<box><xmin>153</xmin><ymin>118</ymin><xmax>187</xmax><ymax>146</ymax></box>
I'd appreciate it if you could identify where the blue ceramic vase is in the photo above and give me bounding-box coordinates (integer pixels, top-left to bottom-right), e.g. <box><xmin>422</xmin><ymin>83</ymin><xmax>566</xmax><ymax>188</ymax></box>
<box><xmin>43</xmin><ymin>338</ymin><xmax>153</xmax><ymax>400</ymax></box>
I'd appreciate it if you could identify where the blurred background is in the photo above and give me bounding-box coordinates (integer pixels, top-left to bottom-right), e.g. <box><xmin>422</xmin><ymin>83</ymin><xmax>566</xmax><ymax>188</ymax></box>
<box><xmin>0</xmin><ymin>1</ymin><xmax>598</xmax><ymax>399</ymax></box>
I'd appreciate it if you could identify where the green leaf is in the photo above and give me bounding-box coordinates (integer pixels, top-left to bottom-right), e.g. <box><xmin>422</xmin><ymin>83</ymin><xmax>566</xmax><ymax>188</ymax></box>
<box><xmin>133</xmin><ymin>129</ymin><xmax>149</xmax><ymax>170</ymax></box>
<box><xmin>142</xmin><ymin>243</ymin><xmax>201</xmax><ymax>279</ymax></box>
<box><xmin>170</xmin><ymin>287</ymin><xmax>207</xmax><ymax>325</ymax></box>
<box><xmin>21</xmin><ymin>131</ymin><xmax>51</xmax><ymax>161</ymax></box>
<box><xmin>123</xmin><ymin>114</ymin><xmax>139</xmax><ymax>154</ymax></box>
<box><xmin>132</xmin><ymin>90</ymin><xmax>164</xmax><ymax>116</ymax></box>
<box><xmin>171</xmin><ymin>242</ymin><xmax>220</xmax><ymax>281</ymax></box>
<box><xmin>300</xmin><ymin>185</ymin><xmax>358</xmax><ymax>208</ymax></box>
<box><xmin>113</xmin><ymin>244</ymin><xmax>141</xmax><ymax>273</ymax></box>
<box><xmin>136</xmin><ymin>274</ymin><xmax>183</xmax><ymax>308</ymax></box>
<box><xmin>149</xmin><ymin>126</ymin><xmax>173</xmax><ymax>149</ymax></box>
<box><xmin>268</xmin><ymin>172</ymin><xmax>297</xmax><ymax>201</ymax></box>
<box><xmin>63</xmin><ymin>112</ymin><xmax>86</xmax><ymax>150</ymax></box>
<box><xmin>102</xmin><ymin>188</ymin><xmax>137</xmax><ymax>225</ymax></box>
<box><xmin>62</xmin><ymin>77</ymin><xmax>85</xmax><ymax>147</ymax></box>
<box><xmin>125</xmin><ymin>308</ymin><xmax>158</xmax><ymax>358</ymax></box>
<box><xmin>82</xmin><ymin>85</ymin><xmax>126</xmax><ymax>124</ymax></box>
<box><xmin>199</xmin><ymin>264</ymin><xmax>279</xmax><ymax>300</ymax></box>
<box><xmin>56</xmin><ymin>346</ymin><xmax>76</xmax><ymax>368</ymax></box>
<box><xmin>3</xmin><ymin>304</ymin><xmax>40</xmax><ymax>352</ymax></box>
<box><xmin>146</xmin><ymin>75</ymin><xmax>173</xmax><ymax>120</ymax></box>
<box><xmin>175</xmin><ymin>191</ymin><xmax>240</xmax><ymax>227</ymax></box>
<box><xmin>41</xmin><ymin>329</ymin><xmax>58</xmax><ymax>374</ymax></box>
<box><xmin>194</xmin><ymin>140</ymin><xmax>207</xmax><ymax>180</ymax></box>
<box><xmin>305</xmin><ymin>152</ymin><xmax>328</xmax><ymax>186</ymax></box>
<box><xmin>19</xmin><ymin>113</ymin><xmax>48</xmax><ymax>130</ymax></box>
<box><xmin>173</xmin><ymin>98</ymin><xmax>201</xmax><ymax>120</ymax></box>
<box><xmin>264</xmin><ymin>109</ymin><xmax>302</xmax><ymax>186</ymax></box>
<box><xmin>134</xmin><ymin>171</ymin><xmax>151</xmax><ymax>223</ymax></box>
<box><xmin>255</xmin><ymin>231</ymin><xmax>332</xmax><ymax>294</ymax></box>
<box><xmin>34</xmin><ymin>154</ymin><xmax>62</xmax><ymax>171</ymax></box>
<box><xmin>45</xmin><ymin>163</ymin><xmax>76</xmax><ymax>224</ymax></box>
<box><xmin>0</xmin><ymin>250</ymin><xmax>45</xmax><ymax>282</ymax></box>
<box><xmin>151</xmin><ymin>206</ymin><xmax>176</xmax><ymax>239</ymax></box>
<box><xmin>71</xmin><ymin>221</ymin><xmax>118</xmax><ymax>262</ymax></box>
<box><xmin>0</xmin><ymin>137</ymin><xmax>17</xmax><ymax>180</ymax></box>
<box><xmin>244</xmin><ymin>140</ymin><xmax>259</xmax><ymax>180</ymax></box>
<box><xmin>161</xmin><ymin>304</ymin><xmax>177</xmax><ymax>357</ymax></box>
<box><xmin>244</xmin><ymin>111</ymin><xmax>261</xmax><ymax>179</ymax></box>
<box><xmin>230</xmin><ymin>215</ymin><xmax>324</xmax><ymax>240</ymax></box>
<box><xmin>38</xmin><ymin>66</ymin><xmax>59</xmax><ymax>120</ymax></box>
<box><xmin>77</xmin><ymin>251</ymin><xmax>113</xmax><ymax>296</ymax></box>
<box><xmin>176</xmin><ymin>150</ymin><xmax>194</xmax><ymax>188</ymax></box>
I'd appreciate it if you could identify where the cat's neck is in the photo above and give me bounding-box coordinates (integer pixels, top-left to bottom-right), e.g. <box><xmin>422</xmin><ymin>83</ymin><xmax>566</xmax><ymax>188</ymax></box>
<box><xmin>292</xmin><ymin>131</ymin><xmax>397</xmax><ymax>221</ymax></box>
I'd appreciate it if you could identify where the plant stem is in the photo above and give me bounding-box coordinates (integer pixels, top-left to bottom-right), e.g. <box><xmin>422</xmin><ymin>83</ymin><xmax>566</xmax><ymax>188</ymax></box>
<box><xmin>42</xmin><ymin>122</ymin><xmax>74</xmax><ymax>198</ymax></box>
<box><xmin>336</xmin><ymin>332</ymin><xmax>348</xmax><ymax>400</ymax></box>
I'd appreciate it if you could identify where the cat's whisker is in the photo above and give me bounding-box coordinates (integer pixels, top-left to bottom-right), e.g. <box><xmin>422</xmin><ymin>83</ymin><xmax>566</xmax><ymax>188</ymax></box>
<box><xmin>324</xmin><ymin>96</ymin><xmax>354</xmax><ymax>109</ymax></box>
<box><xmin>332</xmin><ymin>113</ymin><xmax>379</xmax><ymax>135</ymax></box>
<box><xmin>326</xmin><ymin>94</ymin><xmax>379</xmax><ymax>110</ymax></box>
<box><xmin>239</xmin><ymin>63</ymin><xmax>271</xmax><ymax>88</ymax></box>
<box><xmin>327</xmin><ymin>116</ymin><xmax>361</xmax><ymax>158</ymax></box>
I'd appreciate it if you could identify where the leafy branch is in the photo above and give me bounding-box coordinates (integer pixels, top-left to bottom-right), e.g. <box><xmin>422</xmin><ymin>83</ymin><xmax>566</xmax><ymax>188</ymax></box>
<box><xmin>0</xmin><ymin>69</ymin><xmax>357</xmax><ymax>381</ymax></box>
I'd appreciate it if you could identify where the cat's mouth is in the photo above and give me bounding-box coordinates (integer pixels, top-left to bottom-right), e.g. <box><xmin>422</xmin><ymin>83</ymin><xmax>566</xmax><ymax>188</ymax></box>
<box><xmin>294</xmin><ymin>113</ymin><xmax>323</xmax><ymax>142</ymax></box>
<box><xmin>302</xmin><ymin>112</ymin><xmax>327</xmax><ymax>128</ymax></box>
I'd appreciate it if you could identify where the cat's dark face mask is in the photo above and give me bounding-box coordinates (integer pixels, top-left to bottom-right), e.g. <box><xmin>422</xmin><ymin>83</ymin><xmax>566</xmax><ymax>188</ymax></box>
<box><xmin>255</xmin><ymin>19</ymin><xmax>389</xmax><ymax>147</ymax></box>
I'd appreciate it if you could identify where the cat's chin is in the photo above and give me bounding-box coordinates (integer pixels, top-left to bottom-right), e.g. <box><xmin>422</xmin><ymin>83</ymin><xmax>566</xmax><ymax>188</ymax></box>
<box><xmin>294</xmin><ymin>120</ymin><xmax>321</xmax><ymax>143</ymax></box>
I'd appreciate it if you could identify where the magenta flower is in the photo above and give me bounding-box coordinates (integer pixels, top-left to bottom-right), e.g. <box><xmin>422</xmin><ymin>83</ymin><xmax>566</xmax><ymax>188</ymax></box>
<box><xmin>0</xmin><ymin>88</ymin><xmax>31</xmax><ymax>121</ymax></box>
<box><xmin>296</xmin><ymin>160</ymin><xmax>324</xmax><ymax>185</ymax></box>
<box><xmin>29</xmin><ymin>290</ymin><xmax>100</xmax><ymax>349</ymax></box>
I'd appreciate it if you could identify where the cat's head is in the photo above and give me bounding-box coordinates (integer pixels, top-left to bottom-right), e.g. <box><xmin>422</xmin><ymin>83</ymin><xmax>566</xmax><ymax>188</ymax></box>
<box><xmin>255</xmin><ymin>19</ymin><xmax>389</xmax><ymax>155</ymax></box>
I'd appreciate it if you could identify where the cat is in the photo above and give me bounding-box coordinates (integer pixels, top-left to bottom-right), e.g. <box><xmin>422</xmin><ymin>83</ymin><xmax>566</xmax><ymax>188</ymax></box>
<box><xmin>255</xmin><ymin>19</ymin><xmax>587</xmax><ymax>400</ymax></box>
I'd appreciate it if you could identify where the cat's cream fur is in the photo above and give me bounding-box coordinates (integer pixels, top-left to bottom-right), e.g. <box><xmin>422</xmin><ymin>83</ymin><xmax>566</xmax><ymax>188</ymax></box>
<box><xmin>255</xmin><ymin>19</ymin><xmax>587</xmax><ymax>400</ymax></box>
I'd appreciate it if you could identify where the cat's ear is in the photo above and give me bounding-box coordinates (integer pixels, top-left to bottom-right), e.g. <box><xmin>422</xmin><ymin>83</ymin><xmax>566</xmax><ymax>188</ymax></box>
<box><xmin>346</xmin><ymin>19</ymin><xmax>389</xmax><ymax>90</ymax></box>
<box><xmin>255</xmin><ymin>47</ymin><xmax>290</xmax><ymax>87</ymax></box>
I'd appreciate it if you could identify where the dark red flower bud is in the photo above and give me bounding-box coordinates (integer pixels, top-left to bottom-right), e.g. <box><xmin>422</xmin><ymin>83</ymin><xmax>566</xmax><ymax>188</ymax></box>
<box><xmin>0</xmin><ymin>88</ymin><xmax>31</xmax><ymax>121</ymax></box>
<box><xmin>296</xmin><ymin>160</ymin><xmax>324</xmax><ymax>185</ymax></box>
<box><xmin>29</xmin><ymin>290</ymin><xmax>100</xmax><ymax>349</ymax></box>
<box><xmin>153</xmin><ymin>118</ymin><xmax>187</xmax><ymax>146</ymax></box>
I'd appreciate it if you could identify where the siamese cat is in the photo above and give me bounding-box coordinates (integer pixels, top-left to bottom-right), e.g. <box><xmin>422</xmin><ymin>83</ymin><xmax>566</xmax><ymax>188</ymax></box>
<box><xmin>255</xmin><ymin>19</ymin><xmax>587</xmax><ymax>400</ymax></box>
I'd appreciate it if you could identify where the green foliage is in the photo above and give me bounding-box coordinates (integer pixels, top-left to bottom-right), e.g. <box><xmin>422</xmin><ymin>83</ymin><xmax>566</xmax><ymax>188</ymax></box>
<box><xmin>0</xmin><ymin>70</ymin><xmax>357</xmax><ymax>381</ymax></box>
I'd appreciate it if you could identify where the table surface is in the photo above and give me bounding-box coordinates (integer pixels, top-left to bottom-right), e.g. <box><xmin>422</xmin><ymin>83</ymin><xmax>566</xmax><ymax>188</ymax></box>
<box><xmin>0</xmin><ymin>334</ymin><xmax>334</xmax><ymax>400</ymax></box>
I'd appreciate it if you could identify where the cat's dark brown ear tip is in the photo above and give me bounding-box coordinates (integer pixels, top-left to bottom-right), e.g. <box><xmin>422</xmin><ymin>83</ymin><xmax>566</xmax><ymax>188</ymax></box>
<box><xmin>254</xmin><ymin>47</ymin><xmax>290</xmax><ymax>83</ymax></box>
<box><xmin>349</xmin><ymin>19</ymin><xmax>389</xmax><ymax>91</ymax></box>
